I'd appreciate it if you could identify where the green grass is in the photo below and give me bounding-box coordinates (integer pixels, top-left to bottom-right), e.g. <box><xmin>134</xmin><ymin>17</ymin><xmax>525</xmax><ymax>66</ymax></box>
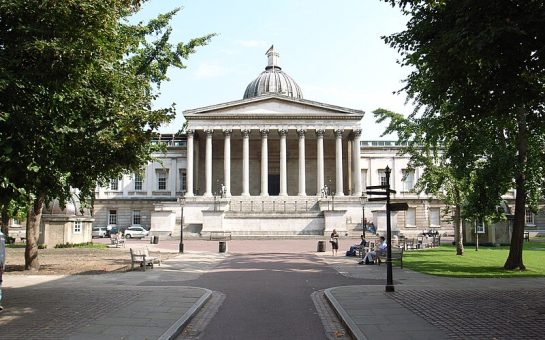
<box><xmin>54</xmin><ymin>242</ymin><xmax>107</xmax><ymax>249</ymax></box>
<box><xmin>403</xmin><ymin>242</ymin><xmax>545</xmax><ymax>278</ymax></box>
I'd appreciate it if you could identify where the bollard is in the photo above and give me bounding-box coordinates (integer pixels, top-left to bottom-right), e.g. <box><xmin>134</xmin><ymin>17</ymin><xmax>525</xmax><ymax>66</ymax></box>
<box><xmin>317</xmin><ymin>241</ymin><xmax>326</xmax><ymax>252</ymax></box>
<box><xmin>219</xmin><ymin>241</ymin><xmax>227</xmax><ymax>253</ymax></box>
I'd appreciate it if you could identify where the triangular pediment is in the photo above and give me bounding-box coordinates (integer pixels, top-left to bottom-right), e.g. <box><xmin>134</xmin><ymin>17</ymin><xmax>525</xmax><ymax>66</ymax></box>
<box><xmin>183</xmin><ymin>94</ymin><xmax>364</xmax><ymax>118</ymax></box>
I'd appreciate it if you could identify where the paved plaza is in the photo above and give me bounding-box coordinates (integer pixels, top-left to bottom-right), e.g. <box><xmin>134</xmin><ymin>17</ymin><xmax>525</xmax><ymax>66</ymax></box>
<box><xmin>1</xmin><ymin>239</ymin><xmax>544</xmax><ymax>339</ymax></box>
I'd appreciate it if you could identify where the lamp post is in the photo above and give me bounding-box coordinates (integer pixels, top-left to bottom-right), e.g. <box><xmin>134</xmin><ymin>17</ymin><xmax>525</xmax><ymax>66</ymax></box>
<box><xmin>178</xmin><ymin>191</ymin><xmax>186</xmax><ymax>253</ymax></box>
<box><xmin>360</xmin><ymin>194</ymin><xmax>367</xmax><ymax>238</ymax></box>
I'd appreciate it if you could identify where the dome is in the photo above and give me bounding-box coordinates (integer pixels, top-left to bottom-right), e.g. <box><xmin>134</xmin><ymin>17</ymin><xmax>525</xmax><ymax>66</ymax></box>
<box><xmin>243</xmin><ymin>46</ymin><xmax>303</xmax><ymax>99</ymax></box>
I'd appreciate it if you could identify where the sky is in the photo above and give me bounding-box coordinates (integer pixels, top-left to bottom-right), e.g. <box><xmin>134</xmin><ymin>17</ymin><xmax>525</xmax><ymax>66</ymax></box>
<box><xmin>133</xmin><ymin>0</ymin><xmax>413</xmax><ymax>140</ymax></box>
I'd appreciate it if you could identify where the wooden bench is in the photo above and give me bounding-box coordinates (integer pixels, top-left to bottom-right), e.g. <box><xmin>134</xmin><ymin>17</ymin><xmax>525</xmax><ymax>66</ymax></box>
<box><xmin>377</xmin><ymin>247</ymin><xmax>404</xmax><ymax>268</ymax></box>
<box><xmin>130</xmin><ymin>247</ymin><xmax>161</xmax><ymax>271</ymax></box>
<box><xmin>110</xmin><ymin>235</ymin><xmax>126</xmax><ymax>248</ymax></box>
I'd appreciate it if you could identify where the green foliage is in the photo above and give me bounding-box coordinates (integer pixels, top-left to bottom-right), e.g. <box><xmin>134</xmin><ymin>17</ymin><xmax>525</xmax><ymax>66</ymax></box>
<box><xmin>54</xmin><ymin>242</ymin><xmax>106</xmax><ymax>249</ymax></box>
<box><xmin>404</xmin><ymin>244</ymin><xmax>545</xmax><ymax>277</ymax></box>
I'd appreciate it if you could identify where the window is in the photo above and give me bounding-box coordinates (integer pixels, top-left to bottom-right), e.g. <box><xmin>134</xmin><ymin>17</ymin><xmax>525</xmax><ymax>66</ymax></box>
<box><xmin>156</xmin><ymin>169</ymin><xmax>168</xmax><ymax>190</ymax></box>
<box><xmin>361</xmin><ymin>169</ymin><xmax>367</xmax><ymax>191</ymax></box>
<box><xmin>134</xmin><ymin>173</ymin><xmax>143</xmax><ymax>191</ymax></box>
<box><xmin>73</xmin><ymin>220</ymin><xmax>82</xmax><ymax>234</ymax></box>
<box><xmin>132</xmin><ymin>210</ymin><xmax>141</xmax><ymax>226</ymax></box>
<box><xmin>406</xmin><ymin>208</ymin><xmax>416</xmax><ymax>227</ymax></box>
<box><xmin>378</xmin><ymin>170</ymin><xmax>387</xmax><ymax>187</ymax></box>
<box><xmin>109</xmin><ymin>178</ymin><xmax>119</xmax><ymax>190</ymax></box>
<box><xmin>525</xmin><ymin>209</ymin><xmax>535</xmax><ymax>225</ymax></box>
<box><xmin>402</xmin><ymin>169</ymin><xmax>415</xmax><ymax>192</ymax></box>
<box><xmin>179</xmin><ymin>169</ymin><xmax>187</xmax><ymax>191</ymax></box>
<box><xmin>430</xmin><ymin>208</ymin><xmax>440</xmax><ymax>227</ymax></box>
<box><xmin>108</xmin><ymin>210</ymin><xmax>117</xmax><ymax>225</ymax></box>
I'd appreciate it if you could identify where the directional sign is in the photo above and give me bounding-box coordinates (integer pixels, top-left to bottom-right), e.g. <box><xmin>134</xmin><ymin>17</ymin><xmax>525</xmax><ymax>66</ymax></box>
<box><xmin>366</xmin><ymin>185</ymin><xmax>387</xmax><ymax>189</ymax></box>
<box><xmin>389</xmin><ymin>203</ymin><xmax>409</xmax><ymax>211</ymax></box>
<box><xmin>368</xmin><ymin>197</ymin><xmax>387</xmax><ymax>202</ymax></box>
<box><xmin>366</xmin><ymin>191</ymin><xmax>388</xmax><ymax>195</ymax></box>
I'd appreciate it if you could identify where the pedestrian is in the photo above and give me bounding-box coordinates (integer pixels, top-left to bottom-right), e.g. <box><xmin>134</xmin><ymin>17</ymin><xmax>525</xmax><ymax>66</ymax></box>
<box><xmin>330</xmin><ymin>229</ymin><xmax>339</xmax><ymax>256</ymax></box>
<box><xmin>362</xmin><ymin>236</ymin><xmax>386</xmax><ymax>264</ymax></box>
<box><xmin>0</xmin><ymin>229</ymin><xmax>6</xmax><ymax>311</ymax></box>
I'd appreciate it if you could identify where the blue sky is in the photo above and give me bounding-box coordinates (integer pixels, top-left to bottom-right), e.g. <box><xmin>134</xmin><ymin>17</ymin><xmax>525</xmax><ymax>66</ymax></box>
<box><xmin>134</xmin><ymin>0</ymin><xmax>412</xmax><ymax>140</ymax></box>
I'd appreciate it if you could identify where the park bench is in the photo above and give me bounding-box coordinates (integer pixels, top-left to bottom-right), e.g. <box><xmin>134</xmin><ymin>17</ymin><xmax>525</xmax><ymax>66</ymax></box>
<box><xmin>129</xmin><ymin>247</ymin><xmax>161</xmax><ymax>271</ymax></box>
<box><xmin>377</xmin><ymin>247</ymin><xmax>404</xmax><ymax>268</ymax></box>
<box><xmin>110</xmin><ymin>234</ymin><xmax>125</xmax><ymax>248</ymax></box>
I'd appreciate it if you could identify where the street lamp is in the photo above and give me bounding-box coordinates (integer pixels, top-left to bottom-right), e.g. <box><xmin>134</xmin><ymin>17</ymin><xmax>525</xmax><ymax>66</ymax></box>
<box><xmin>178</xmin><ymin>191</ymin><xmax>186</xmax><ymax>253</ymax></box>
<box><xmin>360</xmin><ymin>194</ymin><xmax>367</xmax><ymax>238</ymax></box>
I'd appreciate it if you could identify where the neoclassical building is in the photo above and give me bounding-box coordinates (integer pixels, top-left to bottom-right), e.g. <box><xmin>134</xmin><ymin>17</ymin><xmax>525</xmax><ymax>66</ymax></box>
<box><xmin>93</xmin><ymin>48</ymin><xmax>478</xmax><ymax>237</ymax></box>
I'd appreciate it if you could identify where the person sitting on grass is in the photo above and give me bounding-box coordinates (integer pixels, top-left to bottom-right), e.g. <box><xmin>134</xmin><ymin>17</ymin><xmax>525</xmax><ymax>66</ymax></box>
<box><xmin>346</xmin><ymin>235</ymin><xmax>366</xmax><ymax>257</ymax></box>
<box><xmin>362</xmin><ymin>236</ymin><xmax>386</xmax><ymax>264</ymax></box>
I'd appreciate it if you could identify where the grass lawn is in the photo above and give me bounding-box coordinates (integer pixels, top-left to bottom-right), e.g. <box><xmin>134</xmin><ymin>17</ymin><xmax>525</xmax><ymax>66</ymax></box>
<box><xmin>403</xmin><ymin>241</ymin><xmax>545</xmax><ymax>278</ymax></box>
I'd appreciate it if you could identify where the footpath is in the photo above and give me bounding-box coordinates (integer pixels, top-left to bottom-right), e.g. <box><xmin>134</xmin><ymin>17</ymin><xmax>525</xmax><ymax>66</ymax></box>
<box><xmin>1</xmin><ymin>242</ymin><xmax>545</xmax><ymax>340</ymax></box>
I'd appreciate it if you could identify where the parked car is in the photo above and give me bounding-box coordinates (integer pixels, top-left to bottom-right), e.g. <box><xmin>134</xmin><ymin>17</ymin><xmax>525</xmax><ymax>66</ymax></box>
<box><xmin>92</xmin><ymin>226</ymin><xmax>107</xmax><ymax>238</ymax></box>
<box><xmin>124</xmin><ymin>226</ymin><xmax>149</xmax><ymax>239</ymax></box>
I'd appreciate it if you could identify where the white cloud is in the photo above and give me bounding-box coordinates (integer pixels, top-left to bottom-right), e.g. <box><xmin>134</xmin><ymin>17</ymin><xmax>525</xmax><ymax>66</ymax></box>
<box><xmin>192</xmin><ymin>61</ymin><xmax>231</xmax><ymax>79</ymax></box>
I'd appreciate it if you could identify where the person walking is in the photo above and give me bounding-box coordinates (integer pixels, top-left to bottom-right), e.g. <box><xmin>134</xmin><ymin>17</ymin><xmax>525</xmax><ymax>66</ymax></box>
<box><xmin>0</xmin><ymin>230</ymin><xmax>6</xmax><ymax>311</ymax></box>
<box><xmin>330</xmin><ymin>229</ymin><xmax>339</xmax><ymax>256</ymax></box>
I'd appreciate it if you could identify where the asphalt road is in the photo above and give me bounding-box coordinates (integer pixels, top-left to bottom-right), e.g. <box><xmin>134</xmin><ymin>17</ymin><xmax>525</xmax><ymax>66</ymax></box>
<box><xmin>181</xmin><ymin>251</ymin><xmax>371</xmax><ymax>340</ymax></box>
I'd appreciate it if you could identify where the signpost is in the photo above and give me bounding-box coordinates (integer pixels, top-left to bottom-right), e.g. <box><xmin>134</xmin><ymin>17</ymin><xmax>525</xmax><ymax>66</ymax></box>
<box><xmin>366</xmin><ymin>166</ymin><xmax>408</xmax><ymax>293</ymax></box>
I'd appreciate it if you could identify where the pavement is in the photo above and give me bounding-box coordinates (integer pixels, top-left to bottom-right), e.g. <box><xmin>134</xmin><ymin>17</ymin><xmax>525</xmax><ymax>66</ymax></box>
<box><xmin>1</xmin><ymin>240</ymin><xmax>545</xmax><ymax>340</ymax></box>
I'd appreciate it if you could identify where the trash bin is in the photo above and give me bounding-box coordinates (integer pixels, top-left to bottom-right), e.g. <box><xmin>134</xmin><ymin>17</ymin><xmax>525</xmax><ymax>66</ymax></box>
<box><xmin>219</xmin><ymin>241</ymin><xmax>226</xmax><ymax>253</ymax></box>
<box><xmin>317</xmin><ymin>240</ymin><xmax>326</xmax><ymax>252</ymax></box>
<box><xmin>153</xmin><ymin>236</ymin><xmax>159</xmax><ymax>244</ymax></box>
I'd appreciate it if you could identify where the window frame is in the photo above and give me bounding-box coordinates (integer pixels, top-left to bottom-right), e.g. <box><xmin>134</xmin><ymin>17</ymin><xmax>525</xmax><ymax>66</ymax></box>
<box><xmin>132</xmin><ymin>210</ymin><xmax>141</xmax><ymax>226</ymax></box>
<box><xmin>108</xmin><ymin>210</ymin><xmax>117</xmax><ymax>225</ymax></box>
<box><xmin>73</xmin><ymin>220</ymin><xmax>82</xmax><ymax>234</ymax></box>
<box><xmin>134</xmin><ymin>173</ymin><xmax>143</xmax><ymax>191</ymax></box>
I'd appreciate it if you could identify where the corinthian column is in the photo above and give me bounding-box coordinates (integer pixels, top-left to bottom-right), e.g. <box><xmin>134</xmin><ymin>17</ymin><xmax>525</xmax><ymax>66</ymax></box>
<box><xmin>260</xmin><ymin>129</ymin><xmax>269</xmax><ymax>196</ymax></box>
<box><xmin>352</xmin><ymin>129</ymin><xmax>362</xmax><ymax>196</ymax></box>
<box><xmin>297</xmin><ymin>129</ymin><xmax>306</xmax><ymax>196</ymax></box>
<box><xmin>278</xmin><ymin>129</ymin><xmax>288</xmax><ymax>196</ymax></box>
<box><xmin>316</xmin><ymin>129</ymin><xmax>325</xmax><ymax>196</ymax></box>
<box><xmin>335</xmin><ymin>129</ymin><xmax>344</xmax><ymax>196</ymax></box>
<box><xmin>204</xmin><ymin>129</ymin><xmax>213</xmax><ymax>197</ymax></box>
<box><xmin>186</xmin><ymin>130</ymin><xmax>194</xmax><ymax>197</ymax></box>
<box><xmin>241</xmin><ymin>129</ymin><xmax>250</xmax><ymax>196</ymax></box>
<box><xmin>223</xmin><ymin>129</ymin><xmax>232</xmax><ymax>197</ymax></box>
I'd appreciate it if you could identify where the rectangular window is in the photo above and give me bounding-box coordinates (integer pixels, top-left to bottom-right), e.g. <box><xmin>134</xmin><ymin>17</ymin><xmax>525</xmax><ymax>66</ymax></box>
<box><xmin>525</xmin><ymin>209</ymin><xmax>535</xmax><ymax>225</ymax></box>
<box><xmin>179</xmin><ymin>169</ymin><xmax>187</xmax><ymax>191</ymax></box>
<box><xmin>134</xmin><ymin>173</ymin><xmax>143</xmax><ymax>191</ymax></box>
<box><xmin>361</xmin><ymin>169</ymin><xmax>367</xmax><ymax>191</ymax></box>
<box><xmin>132</xmin><ymin>210</ymin><xmax>141</xmax><ymax>226</ymax></box>
<box><xmin>109</xmin><ymin>178</ymin><xmax>119</xmax><ymax>191</ymax></box>
<box><xmin>73</xmin><ymin>220</ymin><xmax>82</xmax><ymax>234</ymax></box>
<box><xmin>108</xmin><ymin>210</ymin><xmax>117</xmax><ymax>225</ymax></box>
<box><xmin>378</xmin><ymin>170</ymin><xmax>387</xmax><ymax>187</ymax></box>
<box><xmin>156</xmin><ymin>169</ymin><xmax>168</xmax><ymax>190</ymax></box>
<box><xmin>406</xmin><ymin>207</ymin><xmax>416</xmax><ymax>227</ymax></box>
<box><xmin>402</xmin><ymin>169</ymin><xmax>415</xmax><ymax>192</ymax></box>
<box><xmin>430</xmin><ymin>208</ymin><xmax>440</xmax><ymax>227</ymax></box>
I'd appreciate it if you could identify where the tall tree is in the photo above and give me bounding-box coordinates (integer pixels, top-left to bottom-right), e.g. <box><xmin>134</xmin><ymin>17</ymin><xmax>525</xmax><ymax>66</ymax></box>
<box><xmin>381</xmin><ymin>0</ymin><xmax>545</xmax><ymax>270</ymax></box>
<box><xmin>0</xmin><ymin>0</ymin><xmax>214</xmax><ymax>269</ymax></box>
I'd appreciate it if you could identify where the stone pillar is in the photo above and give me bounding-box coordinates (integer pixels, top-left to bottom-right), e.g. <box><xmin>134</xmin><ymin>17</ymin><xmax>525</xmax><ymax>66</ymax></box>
<box><xmin>170</xmin><ymin>158</ymin><xmax>177</xmax><ymax>196</ymax></box>
<box><xmin>194</xmin><ymin>137</ymin><xmax>200</xmax><ymax>195</ymax></box>
<box><xmin>241</xmin><ymin>129</ymin><xmax>251</xmax><ymax>196</ymax></box>
<box><xmin>316</xmin><ymin>129</ymin><xmax>325</xmax><ymax>196</ymax></box>
<box><xmin>297</xmin><ymin>129</ymin><xmax>306</xmax><ymax>196</ymax></box>
<box><xmin>186</xmin><ymin>130</ymin><xmax>194</xmax><ymax>197</ymax></box>
<box><xmin>223</xmin><ymin>129</ymin><xmax>232</xmax><ymax>197</ymax></box>
<box><xmin>260</xmin><ymin>129</ymin><xmax>269</xmax><ymax>196</ymax></box>
<box><xmin>279</xmin><ymin>129</ymin><xmax>288</xmax><ymax>196</ymax></box>
<box><xmin>352</xmin><ymin>129</ymin><xmax>362</xmax><ymax>196</ymax></box>
<box><xmin>204</xmin><ymin>129</ymin><xmax>213</xmax><ymax>197</ymax></box>
<box><xmin>335</xmin><ymin>129</ymin><xmax>344</xmax><ymax>196</ymax></box>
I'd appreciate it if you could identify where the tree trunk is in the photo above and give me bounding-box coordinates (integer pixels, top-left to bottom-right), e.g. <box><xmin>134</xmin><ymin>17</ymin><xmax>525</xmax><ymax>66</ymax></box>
<box><xmin>504</xmin><ymin>108</ymin><xmax>527</xmax><ymax>270</ymax></box>
<box><xmin>25</xmin><ymin>194</ymin><xmax>45</xmax><ymax>271</ymax></box>
<box><xmin>454</xmin><ymin>203</ymin><xmax>464</xmax><ymax>256</ymax></box>
<box><xmin>1</xmin><ymin>208</ymin><xmax>9</xmax><ymax>236</ymax></box>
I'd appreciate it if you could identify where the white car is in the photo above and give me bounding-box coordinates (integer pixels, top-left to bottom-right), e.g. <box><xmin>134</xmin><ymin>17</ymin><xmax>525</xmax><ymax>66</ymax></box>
<box><xmin>124</xmin><ymin>226</ymin><xmax>149</xmax><ymax>239</ymax></box>
<box><xmin>92</xmin><ymin>226</ymin><xmax>107</xmax><ymax>238</ymax></box>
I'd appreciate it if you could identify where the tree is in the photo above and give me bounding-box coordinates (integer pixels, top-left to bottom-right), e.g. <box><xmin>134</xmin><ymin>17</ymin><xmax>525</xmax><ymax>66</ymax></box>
<box><xmin>0</xmin><ymin>0</ymin><xmax>214</xmax><ymax>269</ymax></box>
<box><xmin>381</xmin><ymin>0</ymin><xmax>545</xmax><ymax>270</ymax></box>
